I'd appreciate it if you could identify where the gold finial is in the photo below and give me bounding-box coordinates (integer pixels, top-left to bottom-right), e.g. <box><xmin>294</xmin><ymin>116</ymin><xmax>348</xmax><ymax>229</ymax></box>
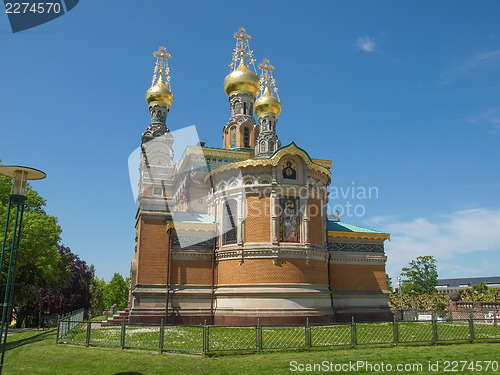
<box><xmin>258</xmin><ymin>58</ymin><xmax>274</xmax><ymax>88</ymax></box>
<box><xmin>229</xmin><ymin>27</ymin><xmax>256</xmax><ymax>72</ymax></box>
<box><xmin>258</xmin><ymin>58</ymin><xmax>279</xmax><ymax>99</ymax></box>
<box><xmin>151</xmin><ymin>46</ymin><xmax>172</xmax><ymax>88</ymax></box>
<box><xmin>327</xmin><ymin>211</ymin><xmax>341</xmax><ymax>222</ymax></box>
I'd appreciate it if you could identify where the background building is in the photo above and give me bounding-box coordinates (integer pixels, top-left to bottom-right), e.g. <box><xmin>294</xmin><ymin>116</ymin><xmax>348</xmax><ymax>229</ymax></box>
<box><xmin>437</xmin><ymin>276</ymin><xmax>500</xmax><ymax>295</ymax></box>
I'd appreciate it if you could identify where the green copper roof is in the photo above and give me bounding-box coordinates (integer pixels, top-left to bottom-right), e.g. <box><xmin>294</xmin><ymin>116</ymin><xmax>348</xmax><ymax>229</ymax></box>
<box><xmin>270</xmin><ymin>141</ymin><xmax>313</xmax><ymax>162</ymax></box>
<box><xmin>326</xmin><ymin>220</ymin><xmax>385</xmax><ymax>233</ymax></box>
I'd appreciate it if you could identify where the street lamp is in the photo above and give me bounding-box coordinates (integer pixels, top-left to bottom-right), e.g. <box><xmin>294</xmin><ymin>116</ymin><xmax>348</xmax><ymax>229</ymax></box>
<box><xmin>0</xmin><ymin>166</ymin><xmax>45</xmax><ymax>374</ymax></box>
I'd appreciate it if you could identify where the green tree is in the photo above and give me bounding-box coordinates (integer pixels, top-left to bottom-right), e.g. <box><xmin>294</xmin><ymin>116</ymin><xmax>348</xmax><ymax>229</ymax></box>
<box><xmin>386</xmin><ymin>274</ymin><xmax>393</xmax><ymax>292</ymax></box>
<box><xmin>1</xmin><ymin>172</ymin><xmax>62</xmax><ymax>290</ymax></box>
<box><xmin>400</xmin><ymin>255</ymin><xmax>438</xmax><ymax>294</ymax></box>
<box><xmin>90</xmin><ymin>265</ymin><xmax>107</xmax><ymax>315</ymax></box>
<box><xmin>1</xmin><ymin>165</ymin><xmax>63</xmax><ymax>326</ymax></box>
<box><xmin>103</xmin><ymin>273</ymin><xmax>129</xmax><ymax>311</ymax></box>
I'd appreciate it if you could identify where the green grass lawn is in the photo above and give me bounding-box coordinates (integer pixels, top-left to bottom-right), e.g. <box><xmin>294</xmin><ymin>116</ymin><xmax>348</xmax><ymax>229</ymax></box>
<box><xmin>3</xmin><ymin>329</ymin><xmax>500</xmax><ymax>374</ymax></box>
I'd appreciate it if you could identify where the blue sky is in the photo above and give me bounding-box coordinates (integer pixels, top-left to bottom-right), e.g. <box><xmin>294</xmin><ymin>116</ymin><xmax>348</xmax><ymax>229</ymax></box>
<box><xmin>1</xmin><ymin>1</ymin><xmax>499</xmax><ymax>282</ymax></box>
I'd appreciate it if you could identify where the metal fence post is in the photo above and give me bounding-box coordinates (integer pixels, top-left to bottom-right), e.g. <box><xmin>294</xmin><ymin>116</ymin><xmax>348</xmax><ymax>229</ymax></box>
<box><xmin>159</xmin><ymin>318</ymin><xmax>164</xmax><ymax>353</ymax></box>
<box><xmin>393</xmin><ymin>315</ymin><xmax>399</xmax><ymax>345</ymax></box>
<box><xmin>203</xmin><ymin>319</ymin><xmax>207</xmax><ymax>356</ymax></box>
<box><xmin>469</xmin><ymin>311</ymin><xmax>475</xmax><ymax>343</ymax></box>
<box><xmin>256</xmin><ymin>318</ymin><xmax>261</xmax><ymax>353</ymax></box>
<box><xmin>350</xmin><ymin>316</ymin><xmax>357</xmax><ymax>348</ymax></box>
<box><xmin>432</xmin><ymin>314</ymin><xmax>438</xmax><ymax>344</ymax></box>
<box><xmin>85</xmin><ymin>317</ymin><xmax>91</xmax><ymax>347</ymax></box>
<box><xmin>56</xmin><ymin>315</ymin><xmax>61</xmax><ymax>344</ymax></box>
<box><xmin>120</xmin><ymin>320</ymin><xmax>126</xmax><ymax>350</ymax></box>
<box><xmin>305</xmin><ymin>318</ymin><xmax>310</xmax><ymax>351</ymax></box>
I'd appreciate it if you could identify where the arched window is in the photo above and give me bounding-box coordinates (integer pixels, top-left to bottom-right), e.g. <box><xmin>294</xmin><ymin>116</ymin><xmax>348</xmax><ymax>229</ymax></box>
<box><xmin>269</xmin><ymin>141</ymin><xmax>274</xmax><ymax>152</ymax></box>
<box><xmin>243</xmin><ymin>127</ymin><xmax>250</xmax><ymax>148</ymax></box>
<box><xmin>223</xmin><ymin>199</ymin><xmax>238</xmax><ymax>245</ymax></box>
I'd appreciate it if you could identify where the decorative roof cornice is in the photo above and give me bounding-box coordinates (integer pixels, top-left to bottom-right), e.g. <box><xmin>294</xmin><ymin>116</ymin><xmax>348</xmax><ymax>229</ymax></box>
<box><xmin>183</xmin><ymin>146</ymin><xmax>253</xmax><ymax>159</ymax></box>
<box><xmin>205</xmin><ymin>142</ymin><xmax>331</xmax><ymax>181</ymax></box>
<box><xmin>166</xmin><ymin>222</ymin><xmax>216</xmax><ymax>232</ymax></box>
<box><xmin>328</xmin><ymin>231</ymin><xmax>390</xmax><ymax>241</ymax></box>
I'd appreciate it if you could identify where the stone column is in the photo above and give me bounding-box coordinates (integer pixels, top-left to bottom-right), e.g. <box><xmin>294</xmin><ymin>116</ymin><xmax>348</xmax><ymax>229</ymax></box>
<box><xmin>271</xmin><ymin>190</ymin><xmax>279</xmax><ymax>244</ymax></box>
<box><xmin>302</xmin><ymin>197</ymin><xmax>310</xmax><ymax>245</ymax></box>
<box><xmin>321</xmin><ymin>197</ymin><xmax>327</xmax><ymax>247</ymax></box>
<box><xmin>237</xmin><ymin>193</ymin><xmax>244</xmax><ymax>245</ymax></box>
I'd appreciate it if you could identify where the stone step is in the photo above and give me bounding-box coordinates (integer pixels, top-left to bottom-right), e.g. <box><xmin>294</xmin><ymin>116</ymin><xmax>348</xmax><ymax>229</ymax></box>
<box><xmin>101</xmin><ymin>309</ymin><xmax>130</xmax><ymax>326</ymax></box>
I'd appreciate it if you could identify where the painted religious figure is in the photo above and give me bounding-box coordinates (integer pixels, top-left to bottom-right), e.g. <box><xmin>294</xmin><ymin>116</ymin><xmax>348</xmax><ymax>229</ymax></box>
<box><xmin>261</xmin><ymin>119</ymin><xmax>268</xmax><ymax>132</ymax></box>
<box><xmin>282</xmin><ymin>160</ymin><xmax>297</xmax><ymax>180</ymax></box>
<box><xmin>234</xmin><ymin>101</ymin><xmax>241</xmax><ymax>114</ymax></box>
<box><xmin>280</xmin><ymin>197</ymin><xmax>299</xmax><ymax>242</ymax></box>
<box><xmin>230</xmin><ymin>126</ymin><xmax>237</xmax><ymax>148</ymax></box>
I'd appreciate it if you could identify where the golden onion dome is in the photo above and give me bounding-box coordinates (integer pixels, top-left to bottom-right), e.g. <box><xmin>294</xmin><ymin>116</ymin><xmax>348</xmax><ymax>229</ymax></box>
<box><xmin>223</xmin><ymin>59</ymin><xmax>260</xmax><ymax>97</ymax></box>
<box><xmin>146</xmin><ymin>73</ymin><xmax>173</xmax><ymax>107</ymax></box>
<box><xmin>254</xmin><ymin>86</ymin><xmax>281</xmax><ymax>118</ymax></box>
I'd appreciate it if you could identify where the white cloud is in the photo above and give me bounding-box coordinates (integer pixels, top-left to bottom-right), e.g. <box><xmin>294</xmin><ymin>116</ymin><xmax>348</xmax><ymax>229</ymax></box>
<box><xmin>364</xmin><ymin>208</ymin><xmax>500</xmax><ymax>279</ymax></box>
<box><xmin>440</xmin><ymin>49</ymin><xmax>500</xmax><ymax>85</ymax></box>
<box><xmin>353</xmin><ymin>36</ymin><xmax>376</xmax><ymax>53</ymax></box>
<box><xmin>466</xmin><ymin>108</ymin><xmax>500</xmax><ymax>135</ymax></box>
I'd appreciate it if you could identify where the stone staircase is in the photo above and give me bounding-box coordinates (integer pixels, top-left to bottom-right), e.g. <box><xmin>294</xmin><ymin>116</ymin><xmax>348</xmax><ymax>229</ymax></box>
<box><xmin>101</xmin><ymin>308</ymin><xmax>130</xmax><ymax>326</ymax></box>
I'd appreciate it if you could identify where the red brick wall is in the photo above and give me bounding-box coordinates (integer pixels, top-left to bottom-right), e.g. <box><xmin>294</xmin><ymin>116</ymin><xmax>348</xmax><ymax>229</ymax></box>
<box><xmin>170</xmin><ymin>260</ymin><xmax>212</xmax><ymax>285</ymax></box>
<box><xmin>308</xmin><ymin>198</ymin><xmax>323</xmax><ymax>245</ymax></box>
<box><xmin>137</xmin><ymin>218</ymin><xmax>168</xmax><ymax>284</ymax></box>
<box><xmin>217</xmin><ymin>258</ymin><xmax>328</xmax><ymax>285</ymax></box>
<box><xmin>245</xmin><ymin>195</ymin><xmax>271</xmax><ymax>242</ymax></box>
<box><xmin>330</xmin><ymin>264</ymin><xmax>387</xmax><ymax>291</ymax></box>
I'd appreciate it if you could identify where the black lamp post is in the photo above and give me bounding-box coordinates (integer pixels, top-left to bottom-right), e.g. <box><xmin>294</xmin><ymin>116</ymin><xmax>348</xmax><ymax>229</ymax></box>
<box><xmin>0</xmin><ymin>166</ymin><xmax>45</xmax><ymax>374</ymax></box>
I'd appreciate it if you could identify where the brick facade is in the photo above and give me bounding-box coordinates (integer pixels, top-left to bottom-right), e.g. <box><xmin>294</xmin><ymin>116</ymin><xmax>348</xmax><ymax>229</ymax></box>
<box><xmin>217</xmin><ymin>258</ymin><xmax>328</xmax><ymax>285</ymax></box>
<box><xmin>308</xmin><ymin>198</ymin><xmax>323</xmax><ymax>245</ymax></box>
<box><xmin>136</xmin><ymin>217</ymin><xmax>169</xmax><ymax>284</ymax></box>
<box><xmin>170</xmin><ymin>260</ymin><xmax>212</xmax><ymax>285</ymax></box>
<box><xmin>245</xmin><ymin>195</ymin><xmax>271</xmax><ymax>242</ymax></box>
<box><xmin>329</xmin><ymin>263</ymin><xmax>387</xmax><ymax>291</ymax></box>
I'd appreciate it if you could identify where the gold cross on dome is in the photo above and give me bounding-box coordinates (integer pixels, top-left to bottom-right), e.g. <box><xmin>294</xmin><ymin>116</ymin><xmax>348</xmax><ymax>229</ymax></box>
<box><xmin>229</xmin><ymin>28</ymin><xmax>255</xmax><ymax>71</ymax></box>
<box><xmin>233</xmin><ymin>27</ymin><xmax>251</xmax><ymax>41</ymax></box>
<box><xmin>259</xmin><ymin>58</ymin><xmax>275</xmax><ymax>85</ymax></box>
<box><xmin>154</xmin><ymin>46</ymin><xmax>171</xmax><ymax>60</ymax></box>
<box><xmin>151</xmin><ymin>45</ymin><xmax>172</xmax><ymax>87</ymax></box>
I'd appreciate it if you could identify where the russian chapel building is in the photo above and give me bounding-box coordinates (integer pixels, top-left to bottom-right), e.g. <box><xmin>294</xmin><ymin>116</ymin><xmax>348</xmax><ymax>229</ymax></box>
<box><xmin>126</xmin><ymin>28</ymin><xmax>392</xmax><ymax>325</ymax></box>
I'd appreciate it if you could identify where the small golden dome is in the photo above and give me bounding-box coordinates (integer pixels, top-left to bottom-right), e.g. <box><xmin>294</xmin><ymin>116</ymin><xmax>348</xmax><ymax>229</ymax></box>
<box><xmin>223</xmin><ymin>59</ymin><xmax>260</xmax><ymax>97</ymax></box>
<box><xmin>146</xmin><ymin>73</ymin><xmax>173</xmax><ymax>107</ymax></box>
<box><xmin>254</xmin><ymin>86</ymin><xmax>281</xmax><ymax>118</ymax></box>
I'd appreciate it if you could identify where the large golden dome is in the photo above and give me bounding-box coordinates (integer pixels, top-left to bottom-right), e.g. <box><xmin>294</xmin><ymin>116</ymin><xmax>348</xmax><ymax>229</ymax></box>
<box><xmin>146</xmin><ymin>73</ymin><xmax>173</xmax><ymax>107</ymax></box>
<box><xmin>254</xmin><ymin>86</ymin><xmax>281</xmax><ymax>118</ymax></box>
<box><xmin>223</xmin><ymin>59</ymin><xmax>260</xmax><ymax>97</ymax></box>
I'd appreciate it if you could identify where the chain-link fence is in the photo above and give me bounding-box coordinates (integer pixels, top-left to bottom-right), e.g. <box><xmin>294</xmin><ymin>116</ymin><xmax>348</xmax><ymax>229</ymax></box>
<box><xmin>56</xmin><ymin>308</ymin><xmax>85</xmax><ymax>342</ymax></box>
<box><xmin>57</xmin><ymin>313</ymin><xmax>500</xmax><ymax>355</ymax></box>
<box><xmin>395</xmin><ymin>309</ymin><xmax>500</xmax><ymax>322</ymax></box>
